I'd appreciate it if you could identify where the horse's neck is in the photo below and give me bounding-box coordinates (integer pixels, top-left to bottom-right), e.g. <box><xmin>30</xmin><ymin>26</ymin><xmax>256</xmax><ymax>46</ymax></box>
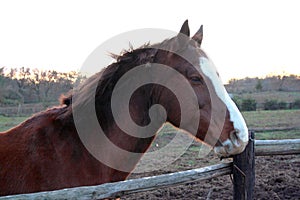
<box><xmin>98</xmin><ymin>88</ymin><xmax>159</xmax><ymax>154</ymax></box>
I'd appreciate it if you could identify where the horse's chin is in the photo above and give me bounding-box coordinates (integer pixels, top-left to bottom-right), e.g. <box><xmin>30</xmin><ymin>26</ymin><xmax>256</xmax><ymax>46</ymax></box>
<box><xmin>213</xmin><ymin>145</ymin><xmax>246</xmax><ymax>158</ymax></box>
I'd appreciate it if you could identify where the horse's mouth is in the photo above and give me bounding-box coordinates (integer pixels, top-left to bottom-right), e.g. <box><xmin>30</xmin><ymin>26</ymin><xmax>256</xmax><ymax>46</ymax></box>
<box><xmin>213</xmin><ymin>130</ymin><xmax>248</xmax><ymax>157</ymax></box>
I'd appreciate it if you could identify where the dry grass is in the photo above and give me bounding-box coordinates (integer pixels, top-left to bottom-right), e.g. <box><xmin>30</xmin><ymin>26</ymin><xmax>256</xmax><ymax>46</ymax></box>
<box><xmin>1</xmin><ymin>110</ymin><xmax>299</xmax><ymax>140</ymax></box>
<box><xmin>242</xmin><ymin>109</ymin><xmax>300</xmax><ymax>129</ymax></box>
<box><xmin>0</xmin><ymin>116</ymin><xmax>28</xmax><ymax>132</ymax></box>
<box><xmin>236</xmin><ymin>91</ymin><xmax>300</xmax><ymax>104</ymax></box>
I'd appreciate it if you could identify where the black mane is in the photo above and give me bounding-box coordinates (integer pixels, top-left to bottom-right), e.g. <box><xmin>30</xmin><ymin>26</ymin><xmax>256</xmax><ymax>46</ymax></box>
<box><xmin>60</xmin><ymin>44</ymin><xmax>158</xmax><ymax>109</ymax></box>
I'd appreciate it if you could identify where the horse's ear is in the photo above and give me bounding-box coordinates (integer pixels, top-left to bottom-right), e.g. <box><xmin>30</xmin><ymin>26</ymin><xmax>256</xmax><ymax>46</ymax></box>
<box><xmin>192</xmin><ymin>25</ymin><xmax>203</xmax><ymax>47</ymax></box>
<box><xmin>178</xmin><ymin>19</ymin><xmax>190</xmax><ymax>37</ymax></box>
<box><xmin>168</xmin><ymin>20</ymin><xmax>190</xmax><ymax>52</ymax></box>
<box><xmin>60</xmin><ymin>94</ymin><xmax>72</xmax><ymax>106</ymax></box>
<box><xmin>175</xmin><ymin>20</ymin><xmax>190</xmax><ymax>49</ymax></box>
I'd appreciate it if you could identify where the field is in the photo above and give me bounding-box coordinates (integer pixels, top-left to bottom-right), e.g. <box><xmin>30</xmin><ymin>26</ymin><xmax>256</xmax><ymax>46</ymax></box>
<box><xmin>0</xmin><ymin>110</ymin><xmax>299</xmax><ymax>199</ymax></box>
<box><xmin>124</xmin><ymin>110</ymin><xmax>300</xmax><ymax>199</ymax></box>
<box><xmin>233</xmin><ymin>91</ymin><xmax>300</xmax><ymax>104</ymax></box>
<box><xmin>1</xmin><ymin>109</ymin><xmax>299</xmax><ymax>138</ymax></box>
<box><xmin>0</xmin><ymin>115</ymin><xmax>28</xmax><ymax>132</ymax></box>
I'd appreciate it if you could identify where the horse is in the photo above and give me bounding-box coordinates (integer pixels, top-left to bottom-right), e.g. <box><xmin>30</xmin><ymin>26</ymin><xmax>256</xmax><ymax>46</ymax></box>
<box><xmin>0</xmin><ymin>20</ymin><xmax>248</xmax><ymax>196</ymax></box>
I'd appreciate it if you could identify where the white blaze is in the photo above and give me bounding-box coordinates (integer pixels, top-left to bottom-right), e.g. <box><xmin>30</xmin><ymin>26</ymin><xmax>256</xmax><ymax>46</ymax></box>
<box><xmin>199</xmin><ymin>57</ymin><xmax>248</xmax><ymax>143</ymax></box>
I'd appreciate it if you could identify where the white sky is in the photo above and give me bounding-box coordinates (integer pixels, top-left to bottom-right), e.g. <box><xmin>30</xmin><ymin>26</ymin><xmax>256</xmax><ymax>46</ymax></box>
<box><xmin>1</xmin><ymin>0</ymin><xmax>300</xmax><ymax>83</ymax></box>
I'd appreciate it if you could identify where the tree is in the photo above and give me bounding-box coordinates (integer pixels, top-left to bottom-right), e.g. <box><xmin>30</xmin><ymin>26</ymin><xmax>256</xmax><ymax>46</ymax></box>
<box><xmin>0</xmin><ymin>67</ymin><xmax>81</xmax><ymax>104</ymax></box>
<box><xmin>0</xmin><ymin>67</ymin><xmax>5</xmax><ymax>103</ymax></box>
<box><xmin>5</xmin><ymin>67</ymin><xmax>28</xmax><ymax>104</ymax></box>
<box><xmin>255</xmin><ymin>79</ymin><xmax>263</xmax><ymax>91</ymax></box>
<box><xmin>241</xmin><ymin>98</ymin><xmax>257</xmax><ymax>111</ymax></box>
<box><xmin>264</xmin><ymin>100</ymin><xmax>279</xmax><ymax>110</ymax></box>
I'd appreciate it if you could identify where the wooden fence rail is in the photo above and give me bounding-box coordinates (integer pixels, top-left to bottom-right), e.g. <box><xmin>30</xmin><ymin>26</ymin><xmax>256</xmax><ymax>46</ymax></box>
<box><xmin>255</xmin><ymin>139</ymin><xmax>300</xmax><ymax>156</ymax></box>
<box><xmin>0</xmin><ymin>163</ymin><xmax>232</xmax><ymax>200</ymax></box>
<box><xmin>1</xmin><ymin>138</ymin><xmax>299</xmax><ymax>200</ymax></box>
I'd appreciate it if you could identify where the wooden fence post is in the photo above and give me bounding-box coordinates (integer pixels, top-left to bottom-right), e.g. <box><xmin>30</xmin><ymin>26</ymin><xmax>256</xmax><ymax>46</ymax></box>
<box><xmin>233</xmin><ymin>131</ymin><xmax>255</xmax><ymax>200</ymax></box>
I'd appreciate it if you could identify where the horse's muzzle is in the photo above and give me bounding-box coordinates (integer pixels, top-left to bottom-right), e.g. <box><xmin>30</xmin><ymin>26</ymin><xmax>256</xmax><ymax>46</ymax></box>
<box><xmin>213</xmin><ymin>129</ymin><xmax>248</xmax><ymax>157</ymax></box>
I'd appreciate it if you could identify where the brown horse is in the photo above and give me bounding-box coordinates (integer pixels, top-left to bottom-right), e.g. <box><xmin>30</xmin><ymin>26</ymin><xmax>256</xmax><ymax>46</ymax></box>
<box><xmin>0</xmin><ymin>20</ymin><xmax>248</xmax><ymax>196</ymax></box>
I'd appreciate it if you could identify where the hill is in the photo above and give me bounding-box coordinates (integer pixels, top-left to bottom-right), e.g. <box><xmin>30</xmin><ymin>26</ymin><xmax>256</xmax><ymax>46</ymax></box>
<box><xmin>225</xmin><ymin>75</ymin><xmax>300</xmax><ymax>93</ymax></box>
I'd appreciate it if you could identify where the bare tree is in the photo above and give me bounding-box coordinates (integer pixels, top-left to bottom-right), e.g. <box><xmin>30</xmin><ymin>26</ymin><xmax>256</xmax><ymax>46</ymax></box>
<box><xmin>1</xmin><ymin>67</ymin><xmax>81</xmax><ymax>104</ymax></box>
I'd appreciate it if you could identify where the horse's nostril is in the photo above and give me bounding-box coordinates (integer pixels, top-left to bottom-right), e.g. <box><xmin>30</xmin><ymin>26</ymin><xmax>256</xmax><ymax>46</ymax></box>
<box><xmin>231</xmin><ymin>129</ymin><xmax>239</xmax><ymax>134</ymax></box>
<box><xmin>231</xmin><ymin>129</ymin><xmax>241</xmax><ymax>138</ymax></box>
<box><xmin>230</xmin><ymin>130</ymin><xmax>241</xmax><ymax>147</ymax></box>
<box><xmin>230</xmin><ymin>129</ymin><xmax>238</xmax><ymax>137</ymax></box>
<box><xmin>216</xmin><ymin>139</ymin><xmax>223</xmax><ymax>146</ymax></box>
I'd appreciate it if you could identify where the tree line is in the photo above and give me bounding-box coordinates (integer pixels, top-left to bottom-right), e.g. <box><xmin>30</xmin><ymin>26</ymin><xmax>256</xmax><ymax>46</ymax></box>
<box><xmin>0</xmin><ymin>67</ymin><xmax>86</xmax><ymax>106</ymax></box>
<box><xmin>226</xmin><ymin>74</ymin><xmax>300</xmax><ymax>93</ymax></box>
<box><xmin>232</xmin><ymin>97</ymin><xmax>300</xmax><ymax>111</ymax></box>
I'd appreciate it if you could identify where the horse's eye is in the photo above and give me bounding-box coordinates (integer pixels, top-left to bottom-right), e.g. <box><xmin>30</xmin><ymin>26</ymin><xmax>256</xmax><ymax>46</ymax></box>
<box><xmin>190</xmin><ymin>76</ymin><xmax>204</xmax><ymax>84</ymax></box>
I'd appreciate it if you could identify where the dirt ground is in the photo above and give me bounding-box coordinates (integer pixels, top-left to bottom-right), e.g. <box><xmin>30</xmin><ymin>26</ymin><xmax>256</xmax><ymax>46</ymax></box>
<box><xmin>123</xmin><ymin>139</ymin><xmax>300</xmax><ymax>200</ymax></box>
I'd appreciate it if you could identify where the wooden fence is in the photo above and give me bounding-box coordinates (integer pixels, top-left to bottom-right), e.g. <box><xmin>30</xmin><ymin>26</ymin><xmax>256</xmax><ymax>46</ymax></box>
<box><xmin>1</xmin><ymin>134</ymin><xmax>299</xmax><ymax>200</ymax></box>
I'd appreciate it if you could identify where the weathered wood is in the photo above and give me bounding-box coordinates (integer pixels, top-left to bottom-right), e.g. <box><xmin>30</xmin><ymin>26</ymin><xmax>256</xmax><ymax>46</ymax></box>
<box><xmin>0</xmin><ymin>162</ymin><xmax>232</xmax><ymax>200</ymax></box>
<box><xmin>2</xmin><ymin>138</ymin><xmax>300</xmax><ymax>199</ymax></box>
<box><xmin>252</xmin><ymin>127</ymin><xmax>300</xmax><ymax>132</ymax></box>
<box><xmin>255</xmin><ymin>139</ymin><xmax>300</xmax><ymax>156</ymax></box>
<box><xmin>233</xmin><ymin>131</ymin><xmax>255</xmax><ymax>200</ymax></box>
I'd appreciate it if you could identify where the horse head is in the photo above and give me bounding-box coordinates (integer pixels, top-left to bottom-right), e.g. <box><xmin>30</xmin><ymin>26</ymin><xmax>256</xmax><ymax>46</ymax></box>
<box><xmin>151</xmin><ymin>20</ymin><xmax>249</xmax><ymax>157</ymax></box>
